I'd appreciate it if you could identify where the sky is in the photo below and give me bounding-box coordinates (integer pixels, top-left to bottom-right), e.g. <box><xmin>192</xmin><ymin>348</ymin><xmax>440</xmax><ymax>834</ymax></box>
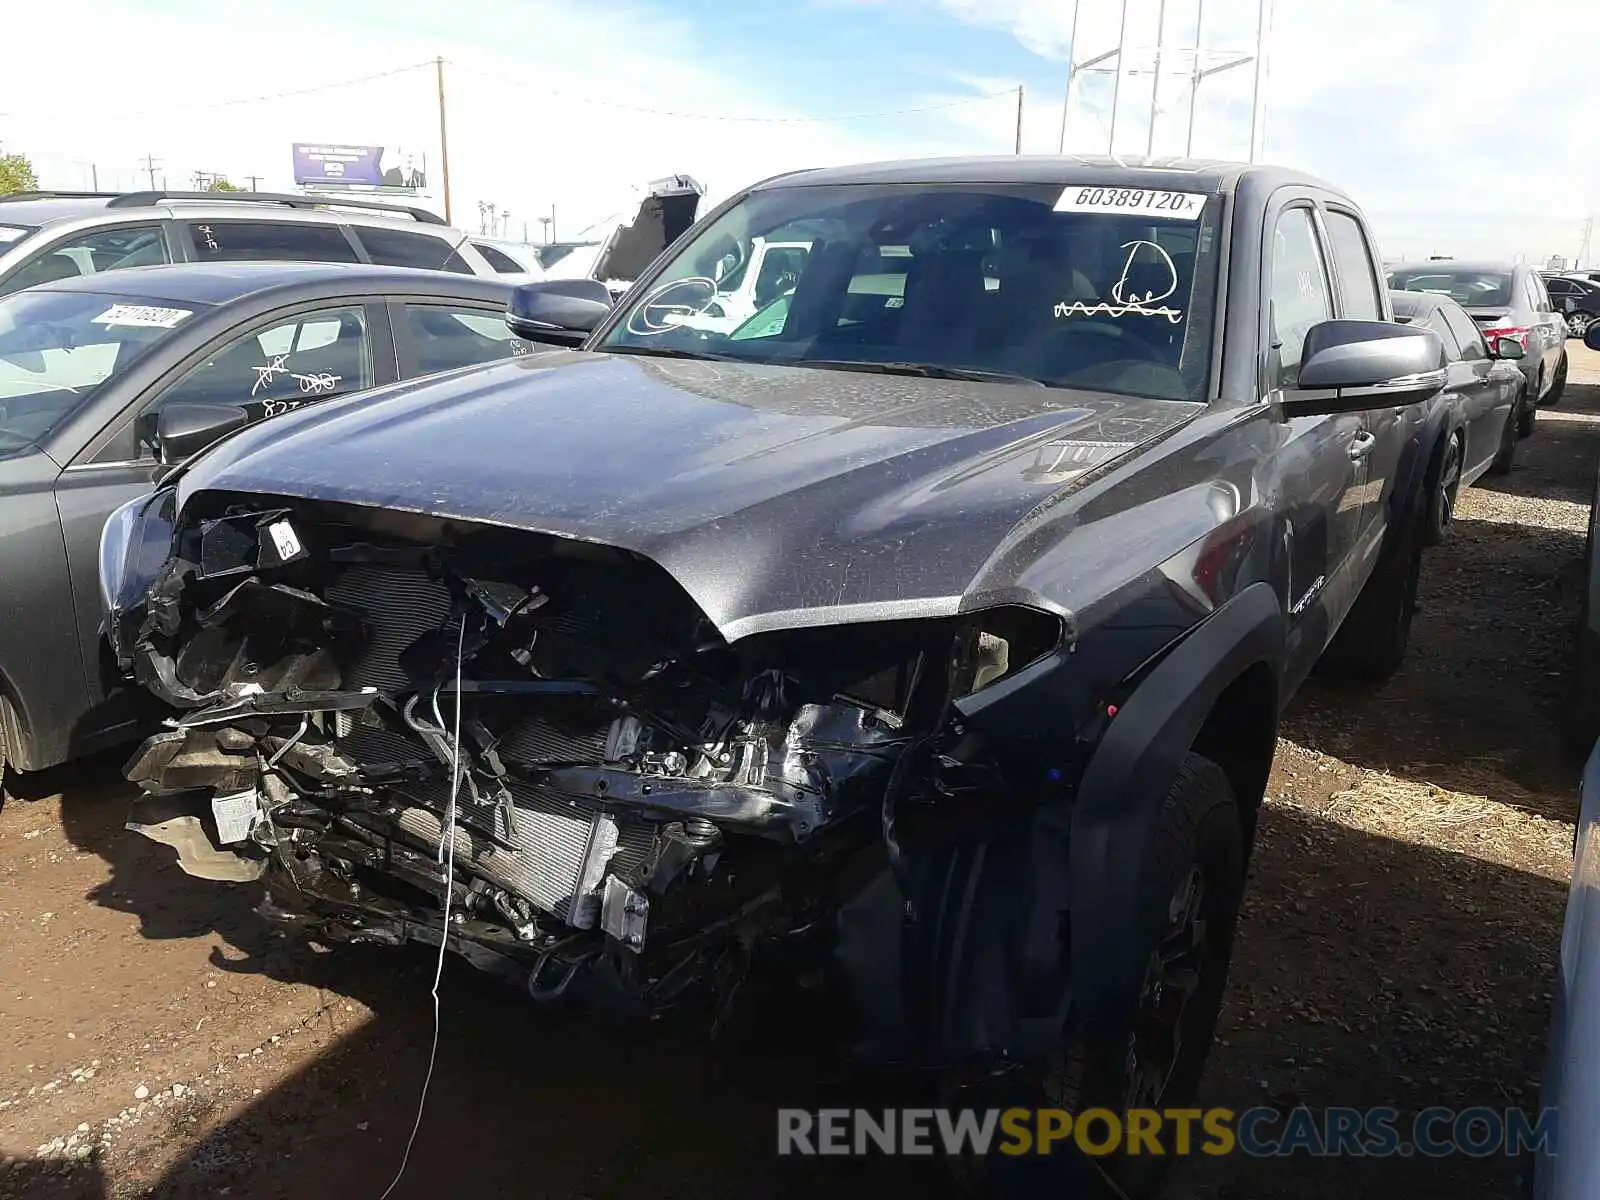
<box><xmin>2</xmin><ymin>0</ymin><xmax>1597</xmax><ymax>264</ymax></box>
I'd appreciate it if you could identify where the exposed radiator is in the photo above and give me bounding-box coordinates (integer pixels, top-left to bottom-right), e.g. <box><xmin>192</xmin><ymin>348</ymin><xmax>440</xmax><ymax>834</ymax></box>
<box><xmin>389</xmin><ymin>778</ymin><xmax>653</xmax><ymax>928</ymax></box>
<box><xmin>324</xmin><ymin>564</ymin><xmax>453</xmax><ymax>693</ymax></box>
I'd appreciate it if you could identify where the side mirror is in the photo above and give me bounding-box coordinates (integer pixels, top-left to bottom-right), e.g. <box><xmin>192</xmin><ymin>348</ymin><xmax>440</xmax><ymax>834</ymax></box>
<box><xmin>155</xmin><ymin>402</ymin><xmax>249</xmax><ymax>466</ymax></box>
<box><xmin>1492</xmin><ymin>336</ymin><xmax>1527</xmax><ymax>360</ymax></box>
<box><xmin>1585</xmin><ymin>324</ymin><xmax>1600</xmax><ymax>353</ymax></box>
<box><xmin>1283</xmin><ymin>319</ymin><xmax>1446</xmax><ymax>417</ymax></box>
<box><xmin>506</xmin><ymin>279</ymin><xmax>614</xmax><ymax>347</ymax></box>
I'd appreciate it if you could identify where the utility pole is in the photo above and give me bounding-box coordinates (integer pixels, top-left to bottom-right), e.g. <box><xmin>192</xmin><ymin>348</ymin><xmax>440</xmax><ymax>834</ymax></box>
<box><xmin>141</xmin><ymin>154</ymin><xmax>162</xmax><ymax>190</ymax></box>
<box><xmin>1578</xmin><ymin>216</ymin><xmax>1594</xmax><ymax>271</ymax></box>
<box><xmin>1014</xmin><ymin>85</ymin><xmax>1025</xmax><ymax>154</ymax></box>
<box><xmin>1247</xmin><ymin>0</ymin><xmax>1273</xmax><ymax>163</ymax></box>
<box><xmin>1057</xmin><ymin>0</ymin><xmax>1083</xmax><ymax>153</ymax></box>
<box><xmin>1107</xmin><ymin>0</ymin><xmax>1130</xmax><ymax>154</ymax></box>
<box><xmin>244</xmin><ymin>175</ymin><xmax>261</xmax><ymax>192</ymax></box>
<box><xmin>1146</xmin><ymin>0</ymin><xmax>1169</xmax><ymax>156</ymax></box>
<box><xmin>435</xmin><ymin>56</ymin><xmax>454</xmax><ymax>225</ymax></box>
<box><xmin>539</xmin><ymin>215</ymin><xmax>552</xmax><ymax>244</ymax></box>
<box><xmin>1186</xmin><ymin>0</ymin><xmax>1207</xmax><ymax>156</ymax></box>
<box><xmin>502</xmin><ymin>208</ymin><xmax>511</xmax><ymax>239</ymax></box>
<box><xmin>549</xmin><ymin>205</ymin><xmax>556</xmax><ymax>243</ymax></box>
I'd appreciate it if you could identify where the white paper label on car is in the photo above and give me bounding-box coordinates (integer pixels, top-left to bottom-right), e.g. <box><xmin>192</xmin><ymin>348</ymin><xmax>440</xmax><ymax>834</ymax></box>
<box><xmin>211</xmin><ymin>788</ymin><xmax>261</xmax><ymax>845</ymax></box>
<box><xmin>0</xmin><ymin>226</ymin><xmax>28</xmax><ymax>244</ymax></box>
<box><xmin>1053</xmin><ymin>187</ymin><xmax>1206</xmax><ymax>220</ymax></box>
<box><xmin>90</xmin><ymin>304</ymin><xmax>193</xmax><ymax>329</ymax></box>
<box><xmin>266</xmin><ymin>519</ymin><xmax>302</xmax><ymax>561</ymax></box>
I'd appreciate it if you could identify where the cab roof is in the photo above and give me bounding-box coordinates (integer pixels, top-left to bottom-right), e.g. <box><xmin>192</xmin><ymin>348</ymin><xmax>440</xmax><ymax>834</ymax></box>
<box><xmin>754</xmin><ymin>155</ymin><xmax>1345</xmax><ymax>199</ymax></box>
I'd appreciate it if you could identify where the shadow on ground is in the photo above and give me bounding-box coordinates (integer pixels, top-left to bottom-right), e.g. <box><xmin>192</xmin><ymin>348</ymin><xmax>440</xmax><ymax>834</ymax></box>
<box><xmin>98</xmin><ymin>800</ymin><xmax>1558</xmax><ymax>1200</ymax></box>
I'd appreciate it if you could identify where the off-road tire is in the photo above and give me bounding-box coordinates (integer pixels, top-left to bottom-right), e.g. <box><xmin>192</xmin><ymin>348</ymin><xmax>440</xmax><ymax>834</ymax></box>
<box><xmin>950</xmin><ymin>754</ymin><xmax>1245</xmax><ymax>1199</ymax></box>
<box><xmin>1489</xmin><ymin>392</ymin><xmax>1520</xmax><ymax>474</ymax></box>
<box><xmin>1424</xmin><ymin>433</ymin><xmax>1461</xmax><ymax>546</ymax></box>
<box><xmin>1545</xmin><ymin>353</ymin><xmax>1569</xmax><ymax>407</ymax></box>
<box><xmin>1319</xmin><ymin>497</ymin><xmax>1425</xmax><ymax>682</ymax></box>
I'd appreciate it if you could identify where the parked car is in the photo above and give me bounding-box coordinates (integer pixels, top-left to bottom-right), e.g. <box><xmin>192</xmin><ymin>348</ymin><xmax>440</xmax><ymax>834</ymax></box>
<box><xmin>0</xmin><ymin>190</ymin><xmax>497</xmax><ymax>299</ymax></box>
<box><xmin>1390</xmin><ymin>290</ymin><xmax>1528</xmax><ymax>540</ymax></box>
<box><xmin>467</xmin><ymin>236</ymin><xmax>548</xmax><ymax>278</ymax></box>
<box><xmin>0</xmin><ymin>260</ymin><xmax>535</xmax><ymax>793</ymax></box>
<box><xmin>1541</xmin><ymin>273</ymin><xmax>1600</xmax><ymax>338</ymax></box>
<box><xmin>1534</xmin><ymin>732</ymin><xmax>1600</xmax><ymax>1198</ymax></box>
<box><xmin>1389</xmin><ymin>261</ymin><xmax>1569</xmax><ymax>408</ymax></box>
<box><xmin>105</xmin><ymin>157</ymin><xmax>1445</xmax><ymax>1196</ymax></box>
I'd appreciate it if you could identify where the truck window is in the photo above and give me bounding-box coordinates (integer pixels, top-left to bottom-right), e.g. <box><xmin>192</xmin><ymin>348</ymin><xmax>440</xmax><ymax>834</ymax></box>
<box><xmin>1323</xmin><ymin>211</ymin><xmax>1382</xmax><ymax>321</ymax></box>
<box><xmin>1268</xmin><ymin>207</ymin><xmax>1334</xmax><ymax>389</ymax></box>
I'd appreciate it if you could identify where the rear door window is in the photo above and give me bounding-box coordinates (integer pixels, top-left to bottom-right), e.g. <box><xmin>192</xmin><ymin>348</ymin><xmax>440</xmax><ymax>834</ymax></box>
<box><xmin>357</xmin><ymin>227</ymin><xmax>474</xmax><ymax>274</ymax></box>
<box><xmin>186</xmin><ymin>220</ymin><xmax>359</xmax><ymax>264</ymax></box>
<box><xmin>474</xmin><ymin>244</ymin><xmax>524</xmax><ymax>273</ymax></box>
<box><xmin>402</xmin><ymin>303</ymin><xmax>534</xmax><ymax>375</ymax></box>
<box><xmin>1441</xmin><ymin>304</ymin><xmax>1488</xmax><ymax>360</ymax></box>
<box><xmin>1322</xmin><ymin>211</ymin><xmax>1382</xmax><ymax>320</ymax></box>
<box><xmin>1</xmin><ymin>225</ymin><xmax>170</xmax><ymax>297</ymax></box>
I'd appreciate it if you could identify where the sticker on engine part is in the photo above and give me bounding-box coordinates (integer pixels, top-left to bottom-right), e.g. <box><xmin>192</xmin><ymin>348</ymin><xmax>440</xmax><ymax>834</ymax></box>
<box><xmin>211</xmin><ymin>788</ymin><xmax>261</xmax><ymax>845</ymax></box>
<box><xmin>1053</xmin><ymin>187</ymin><xmax>1206</xmax><ymax>220</ymax></box>
<box><xmin>265</xmin><ymin>519</ymin><xmax>302</xmax><ymax>562</ymax></box>
<box><xmin>90</xmin><ymin>304</ymin><xmax>193</xmax><ymax>329</ymax></box>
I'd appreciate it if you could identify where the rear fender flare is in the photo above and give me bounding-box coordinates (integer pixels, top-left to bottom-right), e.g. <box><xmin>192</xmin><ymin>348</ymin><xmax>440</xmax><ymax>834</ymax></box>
<box><xmin>1068</xmin><ymin>581</ymin><xmax>1283</xmax><ymax>1033</ymax></box>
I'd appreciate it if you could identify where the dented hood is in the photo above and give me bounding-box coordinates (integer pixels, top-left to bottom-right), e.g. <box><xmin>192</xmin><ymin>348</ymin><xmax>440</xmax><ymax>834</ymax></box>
<box><xmin>176</xmin><ymin>352</ymin><xmax>1200</xmax><ymax>639</ymax></box>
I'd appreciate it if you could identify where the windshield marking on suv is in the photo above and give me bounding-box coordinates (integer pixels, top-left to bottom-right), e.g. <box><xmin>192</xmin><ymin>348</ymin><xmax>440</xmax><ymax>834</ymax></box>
<box><xmin>1054</xmin><ymin>240</ymin><xmax>1184</xmax><ymax>325</ymax></box>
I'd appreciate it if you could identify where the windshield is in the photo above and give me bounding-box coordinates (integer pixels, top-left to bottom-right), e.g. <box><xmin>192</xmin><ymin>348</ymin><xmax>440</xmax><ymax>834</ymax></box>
<box><xmin>595</xmin><ymin>182</ymin><xmax>1221</xmax><ymax>401</ymax></box>
<box><xmin>1388</xmin><ymin>268</ymin><xmax>1514</xmax><ymax>308</ymax></box>
<box><xmin>0</xmin><ymin>290</ymin><xmax>204</xmax><ymax>451</ymax></box>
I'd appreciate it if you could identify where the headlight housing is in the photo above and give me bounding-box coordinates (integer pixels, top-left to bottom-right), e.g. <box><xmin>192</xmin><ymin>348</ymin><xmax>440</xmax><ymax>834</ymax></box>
<box><xmin>99</xmin><ymin>487</ymin><xmax>178</xmax><ymax>657</ymax></box>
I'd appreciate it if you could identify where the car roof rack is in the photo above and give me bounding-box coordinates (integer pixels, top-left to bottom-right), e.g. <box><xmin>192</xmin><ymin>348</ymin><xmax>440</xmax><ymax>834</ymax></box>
<box><xmin>102</xmin><ymin>190</ymin><xmax>447</xmax><ymax>225</ymax></box>
<box><xmin>0</xmin><ymin>190</ymin><xmax>124</xmax><ymax>203</ymax></box>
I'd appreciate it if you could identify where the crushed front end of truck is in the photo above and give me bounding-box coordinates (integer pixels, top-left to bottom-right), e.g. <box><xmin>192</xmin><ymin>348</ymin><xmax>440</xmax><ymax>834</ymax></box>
<box><xmin>110</xmin><ymin>489</ymin><xmax>1064</xmax><ymax>1023</ymax></box>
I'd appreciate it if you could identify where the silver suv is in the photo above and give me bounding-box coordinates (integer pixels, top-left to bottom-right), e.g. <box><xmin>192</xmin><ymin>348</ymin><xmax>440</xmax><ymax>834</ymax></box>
<box><xmin>0</xmin><ymin>190</ymin><xmax>495</xmax><ymax>297</ymax></box>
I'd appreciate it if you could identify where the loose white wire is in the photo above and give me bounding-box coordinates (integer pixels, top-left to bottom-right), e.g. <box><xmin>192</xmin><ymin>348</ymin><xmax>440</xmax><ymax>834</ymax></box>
<box><xmin>379</xmin><ymin>618</ymin><xmax>465</xmax><ymax>1200</ymax></box>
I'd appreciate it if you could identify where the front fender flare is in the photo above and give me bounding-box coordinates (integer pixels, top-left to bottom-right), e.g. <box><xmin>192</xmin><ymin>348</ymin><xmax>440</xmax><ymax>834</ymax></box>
<box><xmin>1069</xmin><ymin>580</ymin><xmax>1284</xmax><ymax>1032</ymax></box>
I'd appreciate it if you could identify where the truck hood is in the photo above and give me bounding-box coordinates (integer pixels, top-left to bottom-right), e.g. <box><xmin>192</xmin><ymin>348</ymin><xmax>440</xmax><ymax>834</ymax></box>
<box><xmin>176</xmin><ymin>351</ymin><xmax>1200</xmax><ymax>639</ymax></box>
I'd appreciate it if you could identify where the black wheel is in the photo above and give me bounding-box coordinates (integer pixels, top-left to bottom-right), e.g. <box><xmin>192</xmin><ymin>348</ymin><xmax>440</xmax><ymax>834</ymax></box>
<box><xmin>1489</xmin><ymin>392</ymin><xmax>1520</xmax><ymax>475</ymax></box>
<box><xmin>951</xmin><ymin>754</ymin><xmax>1245</xmax><ymax>1199</ymax></box>
<box><xmin>1545</xmin><ymin>353</ymin><xmax>1569</xmax><ymax>407</ymax></box>
<box><xmin>1424</xmin><ymin>433</ymin><xmax>1462</xmax><ymax>545</ymax></box>
<box><xmin>1319</xmin><ymin>496</ymin><xmax>1425</xmax><ymax>682</ymax></box>
<box><xmin>1569</xmin><ymin>311</ymin><xmax>1597</xmax><ymax>339</ymax></box>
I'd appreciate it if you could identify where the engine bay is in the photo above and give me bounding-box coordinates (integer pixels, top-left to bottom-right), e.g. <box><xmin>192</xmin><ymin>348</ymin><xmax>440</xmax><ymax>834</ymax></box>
<box><xmin>119</xmin><ymin>493</ymin><xmax>1060</xmax><ymax>1015</ymax></box>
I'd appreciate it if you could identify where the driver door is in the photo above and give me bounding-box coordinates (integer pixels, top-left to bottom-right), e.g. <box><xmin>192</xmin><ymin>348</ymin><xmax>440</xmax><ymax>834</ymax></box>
<box><xmin>1264</xmin><ymin>202</ymin><xmax>1368</xmax><ymax>691</ymax></box>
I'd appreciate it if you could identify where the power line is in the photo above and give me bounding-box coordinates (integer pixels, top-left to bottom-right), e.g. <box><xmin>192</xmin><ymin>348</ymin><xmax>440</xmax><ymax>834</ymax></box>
<box><xmin>449</xmin><ymin>61</ymin><xmax>1016</xmax><ymax>123</ymax></box>
<box><xmin>0</xmin><ymin>60</ymin><xmax>436</xmax><ymax>120</ymax></box>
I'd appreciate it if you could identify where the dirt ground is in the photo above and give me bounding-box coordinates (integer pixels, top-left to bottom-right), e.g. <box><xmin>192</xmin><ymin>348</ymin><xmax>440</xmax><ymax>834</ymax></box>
<box><xmin>3</xmin><ymin>349</ymin><xmax>1598</xmax><ymax>1200</ymax></box>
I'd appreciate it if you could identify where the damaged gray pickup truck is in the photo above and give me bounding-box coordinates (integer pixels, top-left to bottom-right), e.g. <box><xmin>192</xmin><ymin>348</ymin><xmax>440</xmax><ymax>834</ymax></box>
<box><xmin>102</xmin><ymin>157</ymin><xmax>1447</xmax><ymax>1189</ymax></box>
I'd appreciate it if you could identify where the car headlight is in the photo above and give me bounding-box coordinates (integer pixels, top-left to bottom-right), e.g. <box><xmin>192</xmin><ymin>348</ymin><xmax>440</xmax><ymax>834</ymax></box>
<box><xmin>99</xmin><ymin>486</ymin><xmax>178</xmax><ymax>639</ymax></box>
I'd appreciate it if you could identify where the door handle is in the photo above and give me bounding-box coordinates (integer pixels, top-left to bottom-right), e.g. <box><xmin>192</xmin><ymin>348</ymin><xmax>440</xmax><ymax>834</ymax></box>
<box><xmin>1347</xmin><ymin>431</ymin><xmax>1376</xmax><ymax>461</ymax></box>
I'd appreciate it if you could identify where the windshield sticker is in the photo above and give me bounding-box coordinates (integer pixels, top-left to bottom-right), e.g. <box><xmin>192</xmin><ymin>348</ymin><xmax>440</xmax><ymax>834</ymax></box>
<box><xmin>1053</xmin><ymin>187</ymin><xmax>1205</xmax><ymax>220</ymax></box>
<box><xmin>250</xmin><ymin>354</ymin><xmax>340</xmax><ymax>397</ymax></box>
<box><xmin>197</xmin><ymin>224</ymin><xmax>220</xmax><ymax>253</ymax></box>
<box><xmin>91</xmin><ymin>304</ymin><xmax>194</xmax><ymax>330</ymax></box>
<box><xmin>1054</xmin><ymin>240</ymin><xmax>1184</xmax><ymax>325</ymax></box>
<box><xmin>0</xmin><ymin>227</ymin><xmax>28</xmax><ymax>245</ymax></box>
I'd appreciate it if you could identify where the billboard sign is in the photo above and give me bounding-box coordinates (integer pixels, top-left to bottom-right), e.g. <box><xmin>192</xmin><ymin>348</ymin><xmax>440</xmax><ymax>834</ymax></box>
<box><xmin>291</xmin><ymin>144</ymin><xmax>426</xmax><ymax>191</ymax></box>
